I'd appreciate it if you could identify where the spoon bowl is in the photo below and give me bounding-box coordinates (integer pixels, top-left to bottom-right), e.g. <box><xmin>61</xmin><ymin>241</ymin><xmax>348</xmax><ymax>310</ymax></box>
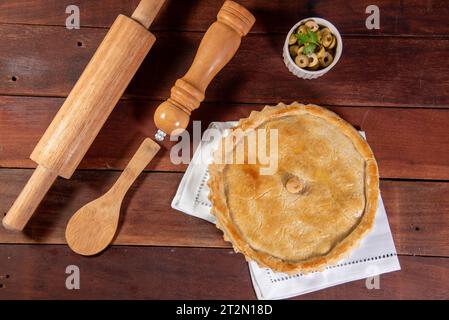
<box><xmin>65</xmin><ymin>138</ymin><xmax>160</xmax><ymax>256</ymax></box>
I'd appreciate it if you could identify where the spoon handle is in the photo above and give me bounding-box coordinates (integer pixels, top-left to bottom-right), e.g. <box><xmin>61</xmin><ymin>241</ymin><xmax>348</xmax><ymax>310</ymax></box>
<box><xmin>110</xmin><ymin>138</ymin><xmax>160</xmax><ymax>199</ymax></box>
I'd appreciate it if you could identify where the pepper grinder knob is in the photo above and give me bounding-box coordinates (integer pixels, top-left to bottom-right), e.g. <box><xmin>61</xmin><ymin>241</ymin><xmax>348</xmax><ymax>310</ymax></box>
<box><xmin>153</xmin><ymin>1</ymin><xmax>255</xmax><ymax>141</ymax></box>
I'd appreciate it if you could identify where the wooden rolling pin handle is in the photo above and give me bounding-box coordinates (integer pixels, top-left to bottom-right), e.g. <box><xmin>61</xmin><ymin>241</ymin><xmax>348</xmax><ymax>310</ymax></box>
<box><xmin>153</xmin><ymin>0</ymin><xmax>255</xmax><ymax>139</ymax></box>
<box><xmin>131</xmin><ymin>0</ymin><xmax>166</xmax><ymax>29</ymax></box>
<box><xmin>3</xmin><ymin>166</ymin><xmax>57</xmax><ymax>231</ymax></box>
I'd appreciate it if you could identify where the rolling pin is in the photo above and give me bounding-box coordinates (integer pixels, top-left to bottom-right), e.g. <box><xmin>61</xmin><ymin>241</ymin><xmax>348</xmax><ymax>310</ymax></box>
<box><xmin>65</xmin><ymin>1</ymin><xmax>255</xmax><ymax>255</ymax></box>
<box><xmin>2</xmin><ymin>0</ymin><xmax>166</xmax><ymax>231</ymax></box>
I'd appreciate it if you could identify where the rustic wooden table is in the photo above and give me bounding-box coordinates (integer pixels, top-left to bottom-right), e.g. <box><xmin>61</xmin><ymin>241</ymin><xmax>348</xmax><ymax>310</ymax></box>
<box><xmin>0</xmin><ymin>0</ymin><xmax>448</xmax><ymax>300</ymax></box>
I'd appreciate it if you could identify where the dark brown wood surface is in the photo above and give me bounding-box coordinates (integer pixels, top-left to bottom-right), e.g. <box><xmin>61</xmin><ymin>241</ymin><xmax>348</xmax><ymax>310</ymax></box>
<box><xmin>1</xmin><ymin>96</ymin><xmax>449</xmax><ymax>180</ymax></box>
<box><xmin>0</xmin><ymin>169</ymin><xmax>448</xmax><ymax>258</ymax></box>
<box><xmin>0</xmin><ymin>0</ymin><xmax>448</xmax><ymax>300</ymax></box>
<box><xmin>1</xmin><ymin>0</ymin><xmax>449</xmax><ymax>36</ymax></box>
<box><xmin>1</xmin><ymin>25</ymin><xmax>449</xmax><ymax>108</ymax></box>
<box><xmin>0</xmin><ymin>245</ymin><xmax>448</xmax><ymax>299</ymax></box>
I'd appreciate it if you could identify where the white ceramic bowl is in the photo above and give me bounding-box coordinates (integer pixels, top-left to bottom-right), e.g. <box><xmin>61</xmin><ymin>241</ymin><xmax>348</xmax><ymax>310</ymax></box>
<box><xmin>283</xmin><ymin>17</ymin><xmax>343</xmax><ymax>80</ymax></box>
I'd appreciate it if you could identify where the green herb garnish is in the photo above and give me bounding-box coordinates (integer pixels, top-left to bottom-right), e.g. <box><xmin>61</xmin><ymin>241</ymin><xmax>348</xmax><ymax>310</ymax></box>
<box><xmin>296</xmin><ymin>33</ymin><xmax>309</xmax><ymax>45</ymax></box>
<box><xmin>303</xmin><ymin>43</ymin><xmax>317</xmax><ymax>55</ymax></box>
<box><xmin>295</xmin><ymin>28</ymin><xmax>319</xmax><ymax>55</ymax></box>
<box><xmin>308</xmin><ymin>30</ymin><xmax>319</xmax><ymax>45</ymax></box>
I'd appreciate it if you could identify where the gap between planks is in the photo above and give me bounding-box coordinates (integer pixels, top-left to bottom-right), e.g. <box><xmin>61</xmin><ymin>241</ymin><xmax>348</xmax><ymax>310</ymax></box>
<box><xmin>2</xmin><ymin>94</ymin><xmax>449</xmax><ymax>110</ymax></box>
<box><xmin>2</xmin><ymin>242</ymin><xmax>448</xmax><ymax>260</ymax></box>
<box><xmin>3</xmin><ymin>21</ymin><xmax>449</xmax><ymax>40</ymax></box>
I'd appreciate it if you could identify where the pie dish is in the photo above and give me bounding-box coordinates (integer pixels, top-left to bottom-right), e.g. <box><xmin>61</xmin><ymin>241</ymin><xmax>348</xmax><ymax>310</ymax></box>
<box><xmin>208</xmin><ymin>102</ymin><xmax>379</xmax><ymax>274</ymax></box>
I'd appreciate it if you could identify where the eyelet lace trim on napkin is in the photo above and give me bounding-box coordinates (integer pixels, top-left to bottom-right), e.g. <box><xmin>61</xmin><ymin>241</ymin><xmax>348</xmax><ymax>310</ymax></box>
<box><xmin>267</xmin><ymin>253</ymin><xmax>398</xmax><ymax>283</ymax></box>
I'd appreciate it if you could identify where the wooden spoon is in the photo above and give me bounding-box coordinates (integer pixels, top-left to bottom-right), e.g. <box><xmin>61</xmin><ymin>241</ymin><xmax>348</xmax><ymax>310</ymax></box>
<box><xmin>65</xmin><ymin>138</ymin><xmax>160</xmax><ymax>256</ymax></box>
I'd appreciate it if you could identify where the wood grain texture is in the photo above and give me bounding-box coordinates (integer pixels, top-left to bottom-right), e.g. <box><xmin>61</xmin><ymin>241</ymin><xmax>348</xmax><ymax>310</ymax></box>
<box><xmin>0</xmin><ymin>169</ymin><xmax>448</xmax><ymax>258</ymax></box>
<box><xmin>1</xmin><ymin>96</ymin><xmax>449</xmax><ymax>180</ymax></box>
<box><xmin>29</xmin><ymin>16</ymin><xmax>155</xmax><ymax>179</ymax></box>
<box><xmin>65</xmin><ymin>138</ymin><xmax>160</xmax><ymax>256</ymax></box>
<box><xmin>131</xmin><ymin>0</ymin><xmax>166</xmax><ymax>29</ymax></box>
<box><xmin>1</xmin><ymin>26</ymin><xmax>449</xmax><ymax>108</ymax></box>
<box><xmin>1</xmin><ymin>0</ymin><xmax>448</xmax><ymax>36</ymax></box>
<box><xmin>0</xmin><ymin>244</ymin><xmax>447</xmax><ymax>299</ymax></box>
<box><xmin>0</xmin><ymin>0</ymin><xmax>447</xmax><ymax>300</ymax></box>
<box><xmin>0</xmin><ymin>170</ymin><xmax>228</xmax><ymax>248</ymax></box>
<box><xmin>154</xmin><ymin>0</ymin><xmax>255</xmax><ymax>136</ymax></box>
<box><xmin>2</xmin><ymin>165</ymin><xmax>57</xmax><ymax>231</ymax></box>
<box><xmin>64</xmin><ymin>0</ymin><xmax>254</xmax><ymax>255</ymax></box>
<box><xmin>2</xmin><ymin>14</ymin><xmax>156</xmax><ymax>231</ymax></box>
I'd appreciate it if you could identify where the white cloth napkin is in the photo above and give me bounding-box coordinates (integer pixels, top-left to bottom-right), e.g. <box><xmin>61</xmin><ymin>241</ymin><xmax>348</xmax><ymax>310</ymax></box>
<box><xmin>171</xmin><ymin>121</ymin><xmax>401</xmax><ymax>300</ymax></box>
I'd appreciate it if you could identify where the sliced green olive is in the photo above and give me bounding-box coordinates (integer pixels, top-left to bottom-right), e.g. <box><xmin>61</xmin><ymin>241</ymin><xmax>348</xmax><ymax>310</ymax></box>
<box><xmin>316</xmin><ymin>46</ymin><xmax>326</xmax><ymax>58</ymax></box>
<box><xmin>305</xmin><ymin>20</ymin><xmax>319</xmax><ymax>32</ymax></box>
<box><xmin>320</xmin><ymin>27</ymin><xmax>331</xmax><ymax>35</ymax></box>
<box><xmin>328</xmin><ymin>36</ymin><xmax>336</xmax><ymax>49</ymax></box>
<box><xmin>298</xmin><ymin>25</ymin><xmax>308</xmax><ymax>35</ymax></box>
<box><xmin>322</xmin><ymin>33</ymin><xmax>333</xmax><ymax>47</ymax></box>
<box><xmin>307</xmin><ymin>53</ymin><xmax>319</xmax><ymax>68</ymax></box>
<box><xmin>308</xmin><ymin>63</ymin><xmax>320</xmax><ymax>70</ymax></box>
<box><xmin>289</xmin><ymin>45</ymin><xmax>300</xmax><ymax>57</ymax></box>
<box><xmin>319</xmin><ymin>52</ymin><xmax>334</xmax><ymax>67</ymax></box>
<box><xmin>316</xmin><ymin>30</ymin><xmax>322</xmax><ymax>42</ymax></box>
<box><xmin>295</xmin><ymin>54</ymin><xmax>309</xmax><ymax>68</ymax></box>
<box><xmin>288</xmin><ymin>33</ymin><xmax>297</xmax><ymax>45</ymax></box>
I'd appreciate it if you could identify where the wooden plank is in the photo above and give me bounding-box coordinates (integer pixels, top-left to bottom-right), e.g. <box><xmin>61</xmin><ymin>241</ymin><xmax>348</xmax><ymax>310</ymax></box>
<box><xmin>1</xmin><ymin>0</ymin><xmax>448</xmax><ymax>36</ymax></box>
<box><xmin>1</xmin><ymin>96</ymin><xmax>449</xmax><ymax>180</ymax></box>
<box><xmin>0</xmin><ymin>244</ymin><xmax>447</xmax><ymax>299</ymax></box>
<box><xmin>1</xmin><ymin>25</ymin><xmax>449</xmax><ymax>108</ymax></box>
<box><xmin>0</xmin><ymin>169</ymin><xmax>448</xmax><ymax>257</ymax></box>
<box><xmin>0</xmin><ymin>170</ymin><xmax>227</xmax><ymax>248</ymax></box>
<box><xmin>381</xmin><ymin>180</ymin><xmax>449</xmax><ymax>257</ymax></box>
<box><xmin>297</xmin><ymin>255</ymin><xmax>449</xmax><ymax>300</ymax></box>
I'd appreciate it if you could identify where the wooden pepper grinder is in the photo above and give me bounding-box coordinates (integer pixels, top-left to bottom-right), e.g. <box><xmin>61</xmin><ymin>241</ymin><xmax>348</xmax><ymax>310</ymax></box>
<box><xmin>154</xmin><ymin>0</ymin><xmax>255</xmax><ymax>141</ymax></box>
<box><xmin>65</xmin><ymin>1</ymin><xmax>255</xmax><ymax>256</ymax></box>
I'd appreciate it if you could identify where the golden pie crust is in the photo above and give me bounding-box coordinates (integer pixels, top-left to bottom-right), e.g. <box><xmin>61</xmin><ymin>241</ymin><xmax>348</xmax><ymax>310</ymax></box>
<box><xmin>208</xmin><ymin>102</ymin><xmax>379</xmax><ymax>274</ymax></box>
